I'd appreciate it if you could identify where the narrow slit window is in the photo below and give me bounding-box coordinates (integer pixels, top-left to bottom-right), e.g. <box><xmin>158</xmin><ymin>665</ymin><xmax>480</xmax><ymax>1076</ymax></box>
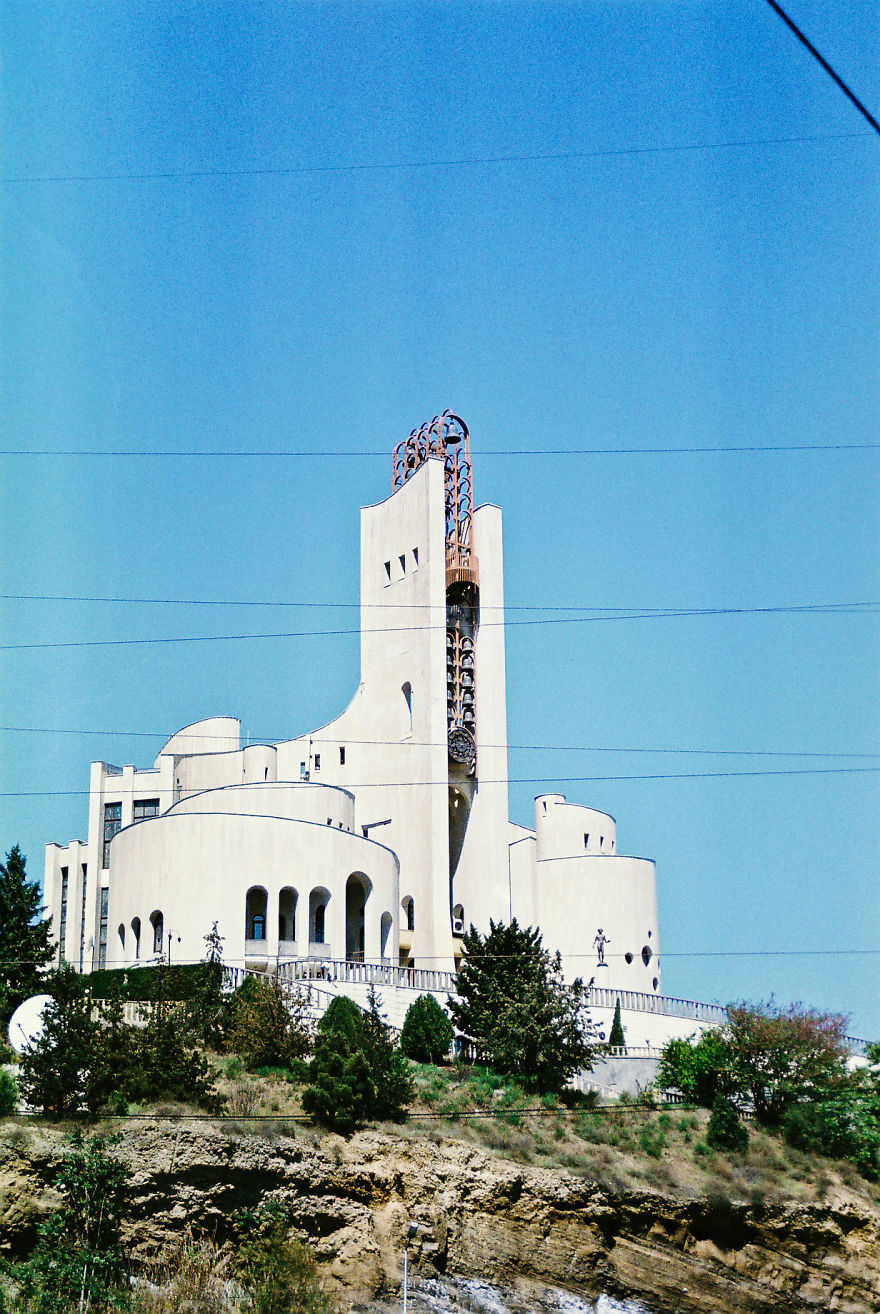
<box><xmin>412</xmin><ymin>547</ymin><xmax>419</xmax><ymax>569</ymax></box>
<box><xmin>339</xmin><ymin>746</ymin><xmax>346</xmax><ymax>766</ymax></box>
<box><xmin>314</xmin><ymin>753</ymin><xmax>321</xmax><ymax>771</ymax></box>
<box><xmin>584</xmin><ymin>833</ymin><xmax>589</xmax><ymax>848</ymax></box>
<box><xmin>399</xmin><ymin>554</ymin><xmax>406</xmax><ymax>575</ymax></box>
<box><xmin>384</xmin><ymin>561</ymin><xmax>391</xmax><ymax>583</ymax></box>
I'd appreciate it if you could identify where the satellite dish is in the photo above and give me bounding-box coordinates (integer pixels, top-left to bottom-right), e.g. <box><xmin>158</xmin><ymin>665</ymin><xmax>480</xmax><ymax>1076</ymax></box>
<box><xmin>7</xmin><ymin>994</ymin><xmax>53</xmax><ymax>1057</ymax></box>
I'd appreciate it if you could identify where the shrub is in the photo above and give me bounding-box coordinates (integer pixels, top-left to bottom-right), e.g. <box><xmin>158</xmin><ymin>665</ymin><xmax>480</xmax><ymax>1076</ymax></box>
<box><xmin>707</xmin><ymin>1094</ymin><xmax>749</xmax><ymax>1153</ymax></box>
<box><xmin>232</xmin><ymin>1200</ymin><xmax>336</xmax><ymax>1314</ymax></box>
<box><xmin>0</xmin><ymin>1070</ymin><xmax>17</xmax><ymax>1118</ymax></box>
<box><xmin>11</xmin><ymin>1133</ymin><xmax>129</xmax><ymax>1313</ymax></box>
<box><xmin>400</xmin><ymin>994</ymin><xmax>454</xmax><ymax>1065</ymax></box>
<box><xmin>639</xmin><ymin>1123</ymin><xmax>666</xmax><ymax>1159</ymax></box>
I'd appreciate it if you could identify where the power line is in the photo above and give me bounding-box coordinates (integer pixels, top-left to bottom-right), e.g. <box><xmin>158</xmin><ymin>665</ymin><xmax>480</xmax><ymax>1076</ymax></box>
<box><xmin>764</xmin><ymin>0</ymin><xmax>880</xmax><ymax>137</ymax></box>
<box><xmin>3</xmin><ymin>765</ymin><xmax>879</xmax><ymax>798</ymax></box>
<box><xmin>3</xmin><ymin>592</ymin><xmax>876</xmax><ymax>615</ymax></box>
<box><xmin>0</xmin><ymin>128</ymin><xmax>869</xmax><ymax>186</ymax></box>
<box><xmin>2</xmin><ymin>724</ymin><xmax>877</xmax><ymax>760</ymax></box>
<box><xmin>2</xmin><ymin>602</ymin><xmax>875</xmax><ymax>651</ymax></box>
<box><xmin>2</xmin><ymin>443</ymin><xmax>878</xmax><ymax>458</ymax></box>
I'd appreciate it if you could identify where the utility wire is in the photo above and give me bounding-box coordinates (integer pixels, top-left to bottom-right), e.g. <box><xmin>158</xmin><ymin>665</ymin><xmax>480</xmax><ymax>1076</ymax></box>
<box><xmin>0</xmin><ymin>128</ymin><xmax>869</xmax><ymax>186</ymax></box>
<box><xmin>3</xmin><ymin>765</ymin><xmax>880</xmax><ymax>797</ymax></box>
<box><xmin>1</xmin><ymin>443</ymin><xmax>878</xmax><ymax>457</ymax></box>
<box><xmin>2</xmin><ymin>725</ymin><xmax>876</xmax><ymax>760</ymax></box>
<box><xmin>3</xmin><ymin>592</ymin><xmax>876</xmax><ymax>615</ymax></box>
<box><xmin>764</xmin><ymin>0</ymin><xmax>880</xmax><ymax>136</ymax></box>
<box><xmin>2</xmin><ymin>950</ymin><xmax>878</xmax><ymax>968</ymax></box>
<box><xmin>2</xmin><ymin>602</ymin><xmax>876</xmax><ymax>651</ymax></box>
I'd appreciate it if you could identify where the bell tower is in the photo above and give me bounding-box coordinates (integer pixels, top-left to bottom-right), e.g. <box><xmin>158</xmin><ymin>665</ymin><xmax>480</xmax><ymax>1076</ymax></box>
<box><xmin>392</xmin><ymin>413</ymin><xmax>481</xmax><ymax>890</ymax></box>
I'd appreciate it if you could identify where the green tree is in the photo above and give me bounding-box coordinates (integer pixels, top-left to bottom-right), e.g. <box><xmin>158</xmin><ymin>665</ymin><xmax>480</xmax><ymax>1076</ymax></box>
<box><xmin>302</xmin><ymin>997</ymin><xmax>375</xmax><ymax>1134</ymax></box>
<box><xmin>302</xmin><ymin>993</ymin><xmax>413</xmax><ymax>1133</ymax></box>
<box><xmin>783</xmin><ymin>1059</ymin><xmax>880</xmax><ymax>1180</ymax></box>
<box><xmin>656</xmin><ymin>1030</ymin><xmax>736</xmax><ymax>1107</ymax></box>
<box><xmin>0</xmin><ymin>1069</ymin><xmax>17</xmax><ymax>1117</ymax></box>
<box><xmin>400</xmin><ymin>994</ymin><xmax>454</xmax><ymax>1064</ymax></box>
<box><xmin>127</xmin><ymin>999</ymin><xmax>222</xmax><ymax>1113</ymax></box>
<box><xmin>12</xmin><ymin>1133</ymin><xmax>129</xmax><ymax>1313</ymax></box>
<box><xmin>19</xmin><ymin>968</ymin><xmax>220</xmax><ymax>1118</ymax></box>
<box><xmin>18</xmin><ymin>968</ymin><xmax>129</xmax><ymax>1119</ymax></box>
<box><xmin>448</xmin><ymin>919</ymin><xmax>594</xmax><ymax>1094</ymax></box>
<box><xmin>224</xmin><ymin>974</ymin><xmax>311</xmax><ymax>1071</ymax></box>
<box><xmin>608</xmin><ymin>998</ymin><xmax>625</xmax><ymax>1049</ymax></box>
<box><xmin>360</xmin><ymin>987</ymin><xmax>414</xmax><ymax>1120</ymax></box>
<box><xmin>726</xmin><ymin>1000</ymin><xmax>849</xmax><ymax>1126</ymax></box>
<box><xmin>0</xmin><ymin>846</ymin><xmax>55</xmax><ymax>1027</ymax></box>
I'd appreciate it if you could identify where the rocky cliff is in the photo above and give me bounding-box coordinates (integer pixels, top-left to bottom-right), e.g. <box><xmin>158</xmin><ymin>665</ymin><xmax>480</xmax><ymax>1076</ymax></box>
<box><xmin>1</xmin><ymin>1121</ymin><xmax>877</xmax><ymax>1314</ymax></box>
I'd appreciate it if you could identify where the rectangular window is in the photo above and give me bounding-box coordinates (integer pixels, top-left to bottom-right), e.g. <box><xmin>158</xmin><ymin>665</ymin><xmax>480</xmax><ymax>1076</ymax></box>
<box><xmin>300</xmin><ymin>761</ymin><xmax>307</xmax><ymax>776</ymax></box>
<box><xmin>339</xmin><ymin>746</ymin><xmax>346</xmax><ymax>766</ymax></box>
<box><xmin>102</xmin><ymin>802</ymin><xmax>122</xmax><ymax>868</ymax></box>
<box><xmin>133</xmin><ymin>798</ymin><xmax>160</xmax><ymax>821</ymax></box>
<box><xmin>97</xmin><ymin>887</ymin><xmax>109</xmax><ymax>969</ymax></box>
<box><xmin>79</xmin><ymin>863</ymin><xmax>88</xmax><ymax>972</ymax></box>
<box><xmin>314</xmin><ymin>754</ymin><xmax>321</xmax><ymax>771</ymax></box>
<box><xmin>584</xmin><ymin>834</ymin><xmax>589</xmax><ymax>848</ymax></box>
<box><xmin>59</xmin><ymin>868</ymin><xmax>68</xmax><ymax>961</ymax></box>
<box><xmin>384</xmin><ymin>561</ymin><xmax>391</xmax><ymax>583</ymax></box>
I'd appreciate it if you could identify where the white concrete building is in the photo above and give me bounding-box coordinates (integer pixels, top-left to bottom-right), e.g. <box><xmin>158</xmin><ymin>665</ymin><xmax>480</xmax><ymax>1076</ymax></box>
<box><xmin>44</xmin><ymin>413</ymin><xmax>669</xmax><ymax>1038</ymax></box>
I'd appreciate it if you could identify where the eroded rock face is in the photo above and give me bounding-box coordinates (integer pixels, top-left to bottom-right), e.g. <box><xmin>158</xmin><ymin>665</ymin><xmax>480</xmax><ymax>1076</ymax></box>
<box><xmin>1</xmin><ymin>1122</ymin><xmax>877</xmax><ymax>1314</ymax></box>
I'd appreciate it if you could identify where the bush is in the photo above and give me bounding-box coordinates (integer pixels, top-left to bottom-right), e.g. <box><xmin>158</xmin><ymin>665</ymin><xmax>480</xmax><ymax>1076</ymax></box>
<box><xmin>400</xmin><ymin>995</ymin><xmax>453</xmax><ymax>1065</ymax></box>
<box><xmin>224</xmin><ymin>975</ymin><xmax>311</xmax><ymax>1071</ymax></box>
<box><xmin>783</xmin><ymin>1077</ymin><xmax>880</xmax><ymax>1180</ymax></box>
<box><xmin>706</xmin><ymin>1094</ymin><xmax>749</xmax><ymax>1153</ymax></box>
<box><xmin>0</xmin><ymin>1070</ymin><xmax>17</xmax><ymax>1118</ymax></box>
<box><xmin>86</xmin><ymin>961</ymin><xmax>223</xmax><ymax>1004</ymax></box>
<box><xmin>232</xmin><ymin>1200</ymin><xmax>336</xmax><ymax>1314</ymax></box>
<box><xmin>11</xmin><ymin>1133</ymin><xmax>129</xmax><ymax>1313</ymax></box>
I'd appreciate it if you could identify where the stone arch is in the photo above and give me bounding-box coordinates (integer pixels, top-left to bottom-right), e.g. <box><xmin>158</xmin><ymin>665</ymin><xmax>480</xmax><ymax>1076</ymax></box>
<box><xmin>380</xmin><ymin>911</ymin><xmax>393</xmax><ymax>960</ymax></box>
<box><xmin>278</xmin><ymin>886</ymin><xmax>297</xmax><ymax>942</ymax></box>
<box><xmin>149</xmin><ymin>910</ymin><xmax>163</xmax><ymax>956</ymax></box>
<box><xmin>309</xmin><ymin>887</ymin><xmax>330</xmax><ymax>947</ymax></box>
<box><xmin>346</xmin><ymin>872</ymin><xmax>371</xmax><ymax>962</ymax></box>
<box><xmin>245</xmin><ymin>886</ymin><xmax>268</xmax><ymax>942</ymax></box>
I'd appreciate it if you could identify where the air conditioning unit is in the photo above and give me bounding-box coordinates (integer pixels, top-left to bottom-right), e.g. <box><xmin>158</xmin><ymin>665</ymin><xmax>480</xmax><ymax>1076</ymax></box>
<box><xmin>452</xmin><ymin>917</ymin><xmax>465</xmax><ymax>936</ymax></box>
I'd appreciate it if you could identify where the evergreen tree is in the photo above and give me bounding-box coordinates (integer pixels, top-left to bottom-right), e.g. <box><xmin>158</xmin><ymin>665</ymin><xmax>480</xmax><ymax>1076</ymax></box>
<box><xmin>448</xmin><ymin>919</ymin><xmax>594</xmax><ymax>1094</ymax></box>
<box><xmin>706</xmin><ymin>1093</ymin><xmax>749</xmax><ymax>1153</ymax></box>
<box><xmin>18</xmin><ymin>967</ymin><xmax>127</xmax><ymax>1119</ymax></box>
<box><xmin>400</xmin><ymin>993</ymin><xmax>454</xmax><ymax>1064</ymax></box>
<box><xmin>302</xmin><ymin>993</ymin><xmax>413</xmax><ymax>1133</ymax></box>
<box><xmin>0</xmin><ymin>846</ymin><xmax>55</xmax><ymax>1026</ymax></box>
<box><xmin>608</xmin><ymin>998</ymin><xmax>626</xmax><ymax>1049</ymax></box>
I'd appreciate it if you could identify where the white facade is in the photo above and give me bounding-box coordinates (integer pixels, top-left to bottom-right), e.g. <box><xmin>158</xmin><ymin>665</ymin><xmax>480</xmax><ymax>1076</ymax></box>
<box><xmin>44</xmin><ymin>414</ymin><xmax>662</xmax><ymax>1010</ymax></box>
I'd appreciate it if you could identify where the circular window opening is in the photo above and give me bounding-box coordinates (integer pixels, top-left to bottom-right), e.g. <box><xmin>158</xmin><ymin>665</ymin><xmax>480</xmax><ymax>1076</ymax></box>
<box><xmin>598</xmin><ymin>1031</ymin><xmax>606</xmax><ymax>1042</ymax></box>
<box><xmin>647</xmin><ymin>929</ymin><xmax>652</xmax><ymax>938</ymax></box>
<box><xmin>641</xmin><ymin>945</ymin><xmax>652</xmax><ymax>966</ymax></box>
<box><xmin>624</xmin><ymin>952</ymin><xmax>634</xmax><ymax>964</ymax></box>
<box><xmin>652</xmin><ymin>977</ymin><xmax>659</xmax><ymax>991</ymax></box>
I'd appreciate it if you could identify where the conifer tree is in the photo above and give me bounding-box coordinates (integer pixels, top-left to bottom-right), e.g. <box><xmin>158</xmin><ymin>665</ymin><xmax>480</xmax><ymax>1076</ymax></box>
<box><xmin>0</xmin><ymin>845</ymin><xmax>55</xmax><ymax>1026</ymax></box>
<box><xmin>609</xmin><ymin>998</ymin><xmax>626</xmax><ymax>1049</ymax></box>
<box><xmin>448</xmin><ymin>919</ymin><xmax>594</xmax><ymax>1094</ymax></box>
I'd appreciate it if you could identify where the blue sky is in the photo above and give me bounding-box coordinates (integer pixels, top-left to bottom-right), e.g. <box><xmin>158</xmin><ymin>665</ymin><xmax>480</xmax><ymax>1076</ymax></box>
<box><xmin>1</xmin><ymin>1</ymin><xmax>878</xmax><ymax>1035</ymax></box>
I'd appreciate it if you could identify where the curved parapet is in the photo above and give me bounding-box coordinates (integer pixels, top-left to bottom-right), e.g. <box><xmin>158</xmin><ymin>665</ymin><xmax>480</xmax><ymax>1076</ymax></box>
<box><xmin>153</xmin><ymin>717</ymin><xmax>241</xmax><ymax>767</ymax></box>
<box><xmin>168</xmin><ymin>780</ymin><xmax>356</xmax><ymax>830</ymax></box>
<box><xmin>535</xmin><ymin>793</ymin><xmax>617</xmax><ymax>858</ymax></box>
